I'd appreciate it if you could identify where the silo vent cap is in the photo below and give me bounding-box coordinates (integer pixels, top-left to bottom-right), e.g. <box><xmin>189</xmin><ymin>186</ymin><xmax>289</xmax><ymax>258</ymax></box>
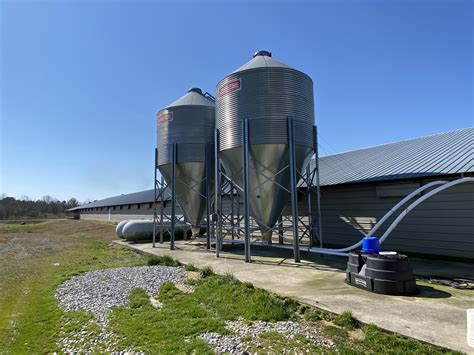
<box><xmin>253</xmin><ymin>50</ymin><xmax>272</xmax><ymax>58</ymax></box>
<box><xmin>188</xmin><ymin>87</ymin><xmax>203</xmax><ymax>94</ymax></box>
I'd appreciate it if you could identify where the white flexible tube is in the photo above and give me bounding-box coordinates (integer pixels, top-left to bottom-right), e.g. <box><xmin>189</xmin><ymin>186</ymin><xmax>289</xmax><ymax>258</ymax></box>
<box><xmin>281</xmin><ymin>244</ymin><xmax>349</xmax><ymax>257</ymax></box>
<box><xmin>378</xmin><ymin>177</ymin><xmax>474</xmax><ymax>244</ymax></box>
<box><xmin>366</xmin><ymin>180</ymin><xmax>447</xmax><ymax>237</ymax></box>
<box><xmin>309</xmin><ymin>180</ymin><xmax>449</xmax><ymax>253</ymax></box>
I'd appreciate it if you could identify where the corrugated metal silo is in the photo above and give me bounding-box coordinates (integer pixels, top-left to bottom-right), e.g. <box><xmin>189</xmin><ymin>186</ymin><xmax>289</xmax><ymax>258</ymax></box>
<box><xmin>157</xmin><ymin>88</ymin><xmax>215</xmax><ymax>234</ymax></box>
<box><xmin>216</xmin><ymin>51</ymin><xmax>315</xmax><ymax>242</ymax></box>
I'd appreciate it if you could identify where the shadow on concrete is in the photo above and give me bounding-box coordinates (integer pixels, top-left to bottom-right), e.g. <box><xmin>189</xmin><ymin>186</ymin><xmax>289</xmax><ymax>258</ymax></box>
<box><xmin>218</xmin><ymin>243</ymin><xmax>347</xmax><ymax>272</ymax></box>
<box><xmin>414</xmin><ymin>284</ymin><xmax>452</xmax><ymax>299</ymax></box>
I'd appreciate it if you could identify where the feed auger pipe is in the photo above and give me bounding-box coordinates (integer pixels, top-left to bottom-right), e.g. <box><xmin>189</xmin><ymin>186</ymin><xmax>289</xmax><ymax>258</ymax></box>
<box><xmin>377</xmin><ymin>177</ymin><xmax>474</xmax><ymax>245</ymax></box>
<box><xmin>306</xmin><ymin>177</ymin><xmax>473</xmax><ymax>256</ymax></box>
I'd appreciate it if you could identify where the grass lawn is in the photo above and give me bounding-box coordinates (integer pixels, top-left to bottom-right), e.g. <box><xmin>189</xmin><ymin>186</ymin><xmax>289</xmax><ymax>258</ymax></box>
<box><xmin>0</xmin><ymin>219</ymin><xmax>147</xmax><ymax>353</ymax></box>
<box><xmin>0</xmin><ymin>219</ymin><xmax>460</xmax><ymax>354</ymax></box>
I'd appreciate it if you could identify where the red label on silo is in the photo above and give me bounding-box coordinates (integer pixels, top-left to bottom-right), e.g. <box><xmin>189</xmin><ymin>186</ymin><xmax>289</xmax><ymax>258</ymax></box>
<box><xmin>157</xmin><ymin>112</ymin><xmax>173</xmax><ymax>124</ymax></box>
<box><xmin>218</xmin><ymin>78</ymin><xmax>241</xmax><ymax>97</ymax></box>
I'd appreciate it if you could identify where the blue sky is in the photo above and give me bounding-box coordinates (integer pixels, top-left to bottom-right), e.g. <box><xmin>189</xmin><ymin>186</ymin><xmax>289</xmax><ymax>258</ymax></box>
<box><xmin>1</xmin><ymin>0</ymin><xmax>472</xmax><ymax>202</ymax></box>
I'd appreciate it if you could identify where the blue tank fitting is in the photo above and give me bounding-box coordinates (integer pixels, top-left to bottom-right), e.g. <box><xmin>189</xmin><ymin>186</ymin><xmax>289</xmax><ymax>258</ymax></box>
<box><xmin>362</xmin><ymin>236</ymin><xmax>380</xmax><ymax>254</ymax></box>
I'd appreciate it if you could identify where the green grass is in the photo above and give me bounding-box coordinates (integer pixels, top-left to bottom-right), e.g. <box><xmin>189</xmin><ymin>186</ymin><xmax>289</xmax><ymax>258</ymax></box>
<box><xmin>303</xmin><ymin>307</ymin><xmax>336</xmax><ymax>322</ymax></box>
<box><xmin>0</xmin><ymin>220</ymin><xmax>461</xmax><ymax>354</ymax></box>
<box><xmin>324</xmin><ymin>324</ymin><xmax>349</xmax><ymax>342</ymax></box>
<box><xmin>0</xmin><ymin>221</ymin><xmax>148</xmax><ymax>354</ymax></box>
<box><xmin>184</xmin><ymin>262</ymin><xmax>199</xmax><ymax>271</ymax></box>
<box><xmin>109</xmin><ymin>285</ymin><xmax>223</xmax><ymax>353</ymax></box>
<box><xmin>194</xmin><ymin>274</ymin><xmax>297</xmax><ymax>322</ymax></box>
<box><xmin>334</xmin><ymin>311</ymin><xmax>359</xmax><ymax>330</ymax></box>
<box><xmin>2</xmin><ymin>240</ymin><xmax>147</xmax><ymax>354</ymax></box>
<box><xmin>147</xmin><ymin>254</ymin><xmax>182</xmax><ymax>267</ymax></box>
<box><xmin>0</xmin><ymin>221</ymin><xmax>49</xmax><ymax>233</ymax></box>
<box><xmin>359</xmin><ymin>324</ymin><xmax>456</xmax><ymax>354</ymax></box>
<box><xmin>199</xmin><ymin>266</ymin><xmax>215</xmax><ymax>278</ymax></box>
<box><xmin>108</xmin><ymin>273</ymin><xmax>298</xmax><ymax>353</ymax></box>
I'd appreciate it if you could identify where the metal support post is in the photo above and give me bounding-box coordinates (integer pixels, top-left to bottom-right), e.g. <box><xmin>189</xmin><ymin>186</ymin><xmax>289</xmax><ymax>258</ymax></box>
<box><xmin>242</xmin><ymin>119</ymin><xmax>251</xmax><ymax>263</ymax></box>
<box><xmin>170</xmin><ymin>143</ymin><xmax>176</xmax><ymax>250</ymax></box>
<box><xmin>288</xmin><ymin>117</ymin><xmax>300</xmax><ymax>262</ymax></box>
<box><xmin>306</xmin><ymin>164</ymin><xmax>314</xmax><ymax>247</ymax></box>
<box><xmin>230</xmin><ymin>184</ymin><xmax>235</xmax><ymax>243</ymax></box>
<box><xmin>236</xmin><ymin>190</ymin><xmax>240</xmax><ymax>238</ymax></box>
<box><xmin>218</xmin><ymin>169</ymin><xmax>223</xmax><ymax>251</ymax></box>
<box><xmin>314</xmin><ymin>126</ymin><xmax>323</xmax><ymax>248</ymax></box>
<box><xmin>153</xmin><ymin>148</ymin><xmax>158</xmax><ymax>248</ymax></box>
<box><xmin>159</xmin><ymin>175</ymin><xmax>164</xmax><ymax>244</ymax></box>
<box><xmin>214</xmin><ymin>129</ymin><xmax>221</xmax><ymax>257</ymax></box>
<box><xmin>278</xmin><ymin>215</ymin><xmax>284</xmax><ymax>244</ymax></box>
<box><xmin>205</xmin><ymin>143</ymin><xmax>212</xmax><ymax>250</ymax></box>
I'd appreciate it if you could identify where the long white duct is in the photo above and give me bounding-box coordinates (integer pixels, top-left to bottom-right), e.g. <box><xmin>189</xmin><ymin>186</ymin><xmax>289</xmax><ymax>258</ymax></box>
<box><xmin>307</xmin><ymin>177</ymin><xmax>473</xmax><ymax>256</ymax></box>
<box><xmin>377</xmin><ymin>177</ymin><xmax>474</xmax><ymax>244</ymax></box>
<box><xmin>308</xmin><ymin>180</ymin><xmax>448</xmax><ymax>254</ymax></box>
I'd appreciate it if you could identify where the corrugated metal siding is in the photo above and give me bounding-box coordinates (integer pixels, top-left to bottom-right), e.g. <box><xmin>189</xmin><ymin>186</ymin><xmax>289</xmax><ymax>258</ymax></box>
<box><xmin>78</xmin><ymin>180</ymin><xmax>473</xmax><ymax>259</ymax></box>
<box><xmin>70</xmin><ymin>128</ymin><xmax>472</xmax><ymax>211</ymax></box>
<box><xmin>318</xmin><ymin>178</ymin><xmax>474</xmax><ymax>259</ymax></box>
<box><xmin>316</xmin><ymin>127</ymin><xmax>473</xmax><ymax>186</ymax></box>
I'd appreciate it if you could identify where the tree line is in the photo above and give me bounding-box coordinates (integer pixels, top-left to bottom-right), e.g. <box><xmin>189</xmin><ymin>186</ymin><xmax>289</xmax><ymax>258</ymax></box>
<box><xmin>0</xmin><ymin>194</ymin><xmax>82</xmax><ymax>220</ymax></box>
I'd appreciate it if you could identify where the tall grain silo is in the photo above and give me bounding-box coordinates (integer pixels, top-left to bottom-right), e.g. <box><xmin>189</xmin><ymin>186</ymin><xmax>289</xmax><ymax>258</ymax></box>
<box><xmin>156</xmin><ymin>88</ymin><xmax>215</xmax><ymax>236</ymax></box>
<box><xmin>216</xmin><ymin>50</ymin><xmax>315</xmax><ymax>242</ymax></box>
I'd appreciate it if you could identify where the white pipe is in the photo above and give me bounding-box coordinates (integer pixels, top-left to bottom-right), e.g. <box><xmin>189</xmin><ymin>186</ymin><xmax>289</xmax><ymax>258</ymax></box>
<box><xmin>282</xmin><ymin>244</ymin><xmax>347</xmax><ymax>256</ymax></box>
<box><xmin>310</xmin><ymin>180</ymin><xmax>448</xmax><ymax>253</ymax></box>
<box><xmin>378</xmin><ymin>177</ymin><xmax>474</xmax><ymax>244</ymax></box>
<box><xmin>366</xmin><ymin>180</ymin><xmax>447</xmax><ymax>237</ymax></box>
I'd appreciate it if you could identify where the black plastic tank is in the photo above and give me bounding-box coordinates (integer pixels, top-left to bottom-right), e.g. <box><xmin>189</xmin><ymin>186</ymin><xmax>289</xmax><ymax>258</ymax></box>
<box><xmin>346</xmin><ymin>251</ymin><xmax>417</xmax><ymax>295</ymax></box>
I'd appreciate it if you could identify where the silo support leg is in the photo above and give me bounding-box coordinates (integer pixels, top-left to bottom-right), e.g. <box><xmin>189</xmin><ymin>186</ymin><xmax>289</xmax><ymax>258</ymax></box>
<box><xmin>160</xmin><ymin>175</ymin><xmax>164</xmax><ymax>244</ymax></box>
<box><xmin>287</xmin><ymin>118</ymin><xmax>300</xmax><ymax>263</ymax></box>
<box><xmin>242</xmin><ymin>119</ymin><xmax>251</xmax><ymax>263</ymax></box>
<box><xmin>205</xmin><ymin>143</ymin><xmax>212</xmax><ymax>250</ymax></box>
<box><xmin>170</xmin><ymin>143</ymin><xmax>176</xmax><ymax>251</ymax></box>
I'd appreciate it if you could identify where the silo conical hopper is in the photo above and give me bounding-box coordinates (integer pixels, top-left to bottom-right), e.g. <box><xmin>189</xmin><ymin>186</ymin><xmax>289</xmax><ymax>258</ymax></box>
<box><xmin>216</xmin><ymin>51</ymin><xmax>315</xmax><ymax>243</ymax></box>
<box><xmin>157</xmin><ymin>88</ymin><xmax>215</xmax><ymax>235</ymax></box>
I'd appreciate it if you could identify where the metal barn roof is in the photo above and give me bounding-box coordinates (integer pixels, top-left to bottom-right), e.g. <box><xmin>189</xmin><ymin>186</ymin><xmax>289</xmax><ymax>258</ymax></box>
<box><xmin>67</xmin><ymin>189</ymin><xmax>159</xmax><ymax>211</ymax></box>
<box><xmin>70</xmin><ymin>127</ymin><xmax>473</xmax><ymax>211</ymax></box>
<box><xmin>316</xmin><ymin>127</ymin><xmax>473</xmax><ymax>186</ymax></box>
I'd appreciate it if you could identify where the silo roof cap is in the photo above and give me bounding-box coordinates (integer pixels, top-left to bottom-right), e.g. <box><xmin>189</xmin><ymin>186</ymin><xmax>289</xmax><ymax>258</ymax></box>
<box><xmin>230</xmin><ymin>50</ymin><xmax>293</xmax><ymax>74</ymax></box>
<box><xmin>166</xmin><ymin>88</ymin><xmax>215</xmax><ymax>108</ymax></box>
<box><xmin>253</xmin><ymin>50</ymin><xmax>272</xmax><ymax>58</ymax></box>
<box><xmin>188</xmin><ymin>87</ymin><xmax>203</xmax><ymax>94</ymax></box>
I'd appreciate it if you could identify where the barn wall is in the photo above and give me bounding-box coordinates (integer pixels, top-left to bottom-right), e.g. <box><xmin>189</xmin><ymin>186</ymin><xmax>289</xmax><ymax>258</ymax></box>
<box><xmin>318</xmin><ymin>178</ymin><xmax>474</xmax><ymax>259</ymax></box>
<box><xmin>77</xmin><ymin>177</ymin><xmax>474</xmax><ymax>259</ymax></box>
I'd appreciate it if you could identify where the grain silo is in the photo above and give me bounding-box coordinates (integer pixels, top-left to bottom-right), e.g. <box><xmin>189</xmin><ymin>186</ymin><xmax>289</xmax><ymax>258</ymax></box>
<box><xmin>156</xmin><ymin>88</ymin><xmax>215</xmax><ymax>237</ymax></box>
<box><xmin>216</xmin><ymin>50</ymin><xmax>315</xmax><ymax>243</ymax></box>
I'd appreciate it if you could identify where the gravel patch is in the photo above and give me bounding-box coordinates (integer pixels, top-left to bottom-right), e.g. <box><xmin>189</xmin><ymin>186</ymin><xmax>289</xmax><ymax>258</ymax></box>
<box><xmin>56</xmin><ymin>266</ymin><xmax>334</xmax><ymax>354</ymax></box>
<box><xmin>200</xmin><ymin>318</ymin><xmax>335</xmax><ymax>354</ymax></box>
<box><xmin>55</xmin><ymin>265</ymin><xmax>187</xmax><ymax>321</ymax></box>
<box><xmin>55</xmin><ymin>265</ymin><xmax>187</xmax><ymax>353</ymax></box>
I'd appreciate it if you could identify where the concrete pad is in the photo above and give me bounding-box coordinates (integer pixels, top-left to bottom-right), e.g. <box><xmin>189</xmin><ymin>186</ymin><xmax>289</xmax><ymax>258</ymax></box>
<box><xmin>114</xmin><ymin>240</ymin><xmax>474</xmax><ymax>353</ymax></box>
